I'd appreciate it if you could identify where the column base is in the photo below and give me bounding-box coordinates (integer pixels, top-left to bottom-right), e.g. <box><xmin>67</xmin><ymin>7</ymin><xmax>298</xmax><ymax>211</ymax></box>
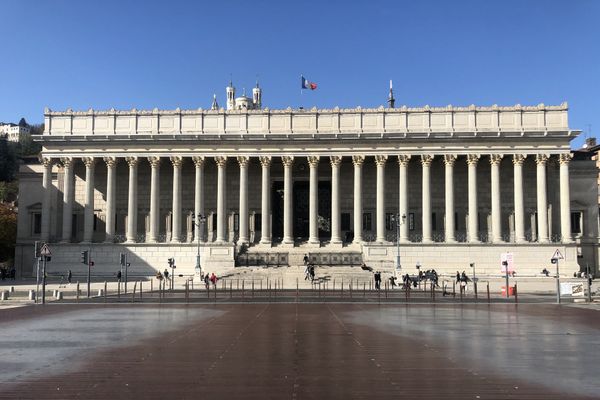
<box><xmin>538</xmin><ymin>239</ymin><xmax>550</xmax><ymax>244</ymax></box>
<box><xmin>80</xmin><ymin>241</ymin><xmax>92</xmax><ymax>245</ymax></box>
<box><xmin>308</xmin><ymin>239</ymin><xmax>321</xmax><ymax>247</ymax></box>
<box><xmin>125</xmin><ymin>239</ymin><xmax>137</xmax><ymax>244</ymax></box>
<box><xmin>258</xmin><ymin>240</ymin><xmax>272</xmax><ymax>246</ymax></box>
<box><xmin>468</xmin><ymin>240</ymin><xmax>481</xmax><ymax>244</ymax></box>
<box><xmin>326</xmin><ymin>242</ymin><xmax>343</xmax><ymax>249</ymax></box>
<box><xmin>59</xmin><ymin>239</ymin><xmax>71</xmax><ymax>244</ymax></box>
<box><xmin>280</xmin><ymin>242</ymin><xmax>295</xmax><ymax>248</ymax></box>
<box><xmin>352</xmin><ymin>239</ymin><xmax>363</xmax><ymax>245</ymax></box>
<box><xmin>146</xmin><ymin>239</ymin><xmax>158</xmax><ymax>244</ymax></box>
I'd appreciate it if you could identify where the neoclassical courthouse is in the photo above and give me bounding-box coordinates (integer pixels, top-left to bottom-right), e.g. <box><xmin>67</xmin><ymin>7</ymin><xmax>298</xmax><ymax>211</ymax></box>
<box><xmin>14</xmin><ymin>84</ymin><xmax>599</xmax><ymax>277</ymax></box>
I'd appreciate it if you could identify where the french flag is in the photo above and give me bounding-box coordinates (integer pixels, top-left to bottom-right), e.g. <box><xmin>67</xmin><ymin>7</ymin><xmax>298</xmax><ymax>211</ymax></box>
<box><xmin>301</xmin><ymin>75</ymin><xmax>317</xmax><ymax>90</ymax></box>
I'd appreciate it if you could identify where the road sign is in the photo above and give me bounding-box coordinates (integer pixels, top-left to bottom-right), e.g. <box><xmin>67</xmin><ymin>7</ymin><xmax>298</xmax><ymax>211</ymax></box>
<box><xmin>552</xmin><ymin>249</ymin><xmax>564</xmax><ymax>260</ymax></box>
<box><xmin>500</xmin><ymin>253</ymin><xmax>514</xmax><ymax>273</ymax></box>
<box><xmin>40</xmin><ymin>244</ymin><xmax>51</xmax><ymax>257</ymax></box>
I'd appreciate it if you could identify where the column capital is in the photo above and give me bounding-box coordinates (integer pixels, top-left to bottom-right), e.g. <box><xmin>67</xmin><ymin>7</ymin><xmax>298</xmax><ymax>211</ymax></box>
<box><xmin>420</xmin><ymin>154</ymin><xmax>434</xmax><ymax>166</ymax></box>
<box><xmin>215</xmin><ymin>156</ymin><xmax>228</xmax><ymax>167</ymax></box>
<box><xmin>237</xmin><ymin>156</ymin><xmax>250</xmax><ymax>167</ymax></box>
<box><xmin>559</xmin><ymin>153</ymin><xmax>573</xmax><ymax>165</ymax></box>
<box><xmin>443</xmin><ymin>154</ymin><xmax>457</xmax><ymax>166</ymax></box>
<box><xmin>148</xmin><ymin>156</ymin><xmax>161</xmax><ymax>168</ymax></box>
<box><xmin>259</xmin><ymin>156</ymin><xmax>272</xmax><ymax>167</ymax></box>
<box><xmin>330</xmin><ymin>155</ymin><xmax>342</xmax><ymax>167</ymax></box>
<box><xmin>307</xmin><ymin>155</ymin><xmax>320</xmax><ymax>167</ymax></box>
<box><xmin>281</xmin><ymin>156</ymin><xmax>294</xmax><ymax>167</ymax></box>
<box><xmin>535</xmin><ymin>154</ymin><xmax>549</xmax><ymax>165</ymax></box>
<box><xmin>103</xmin><ymin>156</ymin><xmax>117</xmax><ymax>168</ymax></box>
<box><xmin>398</xmin><ymin>154</ymin><xmax>411</xmax><ymax>166</ymax></box>
<box><xmin>466</xmin><ymin>154</ymin><xmax>480</xmax><ymax>165</ymax></box>
<box><xmin>352</xmin><ymin>155</ymin><xmax>365</xmax><ymax>166</ymax></box>
<box><xmin>82</xmin><ymin>157</ymin><xmax>96</xmax><ymax>168</ymax></box>
<box><xmin>512</xmin><ymin>154</ymin><xmax>527</xmax><ymax>165</ymax></box>
<box><xmin>170</xmin><ymin>156</ymin><xmax>184</xmax><ymax>168</ymax></box>
<box><xmin>192</xmin><ymin>155</ymin><xmax>205</xmax><ymax>167</ymax></box>
<box><xmin>374</xmin><ymin>155</ymin><xmax>388</xmax><ymax>166</ymax></box>
<box><xmin>125</xmin><ymin>156</ymin><xmax>139</xmax><ymax>167</ymax></box>
<box><xmin>60</xmin><ymin>157</ymin><xmax>74</xmax><ymax>168</ymax></box>
<box><xmin>40</xmin><ymin>156</ymin><xmax>53</xmax><ymax>167</ymax></box>
<box><xmin>489</xmin><ymin>154</ymin><xmax>504</xmax><ymax>165</ymax></box>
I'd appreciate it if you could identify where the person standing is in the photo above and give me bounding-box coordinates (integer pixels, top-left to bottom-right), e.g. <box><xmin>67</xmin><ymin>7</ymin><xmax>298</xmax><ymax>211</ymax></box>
<box><xmin>67</xmin><ymin>269</ymin><xmax>72</xmax><ymax>284</ymax></box>
<box><xmin>374</xmin><ymin>271</ymin><xmax>381</xmax><ymax>290</ymax></box>
<box><xmin>303</xmin><ymin>254</ymin><xmax>309</xmax><ymax>266</ymax></box>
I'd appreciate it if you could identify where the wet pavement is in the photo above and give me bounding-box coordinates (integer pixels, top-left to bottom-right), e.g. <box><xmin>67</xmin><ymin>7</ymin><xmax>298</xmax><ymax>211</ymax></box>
<box><xmin>0</xmin><ymin>303</ymin><xmax>599</xmax><ymax>399</ymax></box>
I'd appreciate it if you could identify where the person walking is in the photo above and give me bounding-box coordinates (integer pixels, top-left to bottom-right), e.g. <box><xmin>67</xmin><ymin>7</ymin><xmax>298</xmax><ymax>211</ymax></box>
<box><xmin>117</xmin><ymin>270</ymin><xmax>122</xmax><ymax>283</ymax></box>
<box><xmin>303</xmin><ymin>254</ymin><xmax>309</xmax><ymax>266</ymax></box>
<box><xmin>304</xmin><ymin>264</ymin><xmax>311</xmax><ymax>281</ymax></box>
<box><xmin>309</xmin><ymin>265</ymin><xmax>315</xmax><ymax>282</ymax></box>
<box><xmin>67</xmin><ymin>269</ymin><xmax>72</xmax><ymax>284</ymax></box>
<box><xmin>164</xmin><ymin>268</ymin><xmax>169</xmax><ymax>280</ymax></box>
<box><xmin>389</xmin><ymin>275</ymin><xmax>397</xmax><ymax>289</ymax></box>
<box><xmin>374</xmin><ymin>271</ymin><xmax>381</xmax><ymax>290</ymax></box>
<box><xmin>456</xmin><ymin>271</ymin><xmax>461</xmax><ymax>284</ymax></box>
<box><xmin>204</xmin><ymin>273</ymin><xmax>210</xmax><ymax>289</ymax></box>
<box><xmin>210</xmin><ymin>272</ymin><xmax>218</xmax><ymax>288</ymax></box>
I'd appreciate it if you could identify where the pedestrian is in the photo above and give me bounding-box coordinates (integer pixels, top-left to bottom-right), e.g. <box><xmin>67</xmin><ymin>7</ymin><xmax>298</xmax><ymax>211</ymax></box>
<box><xmin>204</xmin><ymin>273</ymin><xmax>210</xmax><ymax>289</ymax></box>
<box><xmin>389</xmin><ymin>275</ymin><xmax>397</xmax><ymax>289</ymax></box>
<box><xmin>67</xmin><ymin>269</ymin><xmax>72</xmax><ymax>284</ymax></box>
<box><xmin>455</xmin><ymin>271</ymin><xmax>460</xmax><ymax>284</ymax></box>
<box><xmin>117</xmin><ymin>270</ymin><xmax>122</xmax><ymax>283</ymax></box>
<box><xmin>303</xmin><ymin>254</ymin><xmax>309</xmax><ymax>266</ymax></box>
<box><xmin>210</xmin><ymin>272</ymin><xmax>218</xmax><ymax>288</ymax></box>
<box><xmin>164</xmin><ymin>268</ymin><xmax>169</xmax><ymax>280</ymax></box>
<box><xmin>374</xmin><ymin>271</ymin><xmax>381</xmax><ymax>290</ymax></box>
<box><xmin>309</xmin><ymin>265</ymin><xmax>315</xmax><ymax>282</ymax></box>
<box><xmin>304</xmin><ymin>264</ymin><xmax>310</xmax><ymax>281</ymax></box>
<box><xmin>10</xmin><ymin>267</ymin><xmax>16</xmax><ymax>280</ymax></box>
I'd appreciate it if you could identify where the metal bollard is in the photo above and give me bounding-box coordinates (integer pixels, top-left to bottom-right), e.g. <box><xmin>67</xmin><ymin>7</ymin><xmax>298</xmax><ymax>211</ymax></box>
<box><xmin>140</xmin><ymin>281</ymin><xmax>143</xmax><ymax>300</ymax></box>
<box><xmin>487</xmin><ymin>282</ymin><xmax>490</xmax><ymax>304</ymax></box>
<box><xmin>514</xmin><ymin>283</ymin><xmax>518</xmax><ymax>304</ymax></box>
<box><xmin>452</xmin><ymin>281</ymin><xmax>456</xmax><ymax>298</ymax></box>
<box><xmin>363</xmin><ymin>282</ymin><xmax>366</xmax><ymax>297</ymax></box>
<box><xmin>131</xmin><ymin>282</ymin><xmax>137</xmax><ymax>303</ymax></box>
<box><xmin>242</xmin><ymin>280</ymin><xmax>245</xmax><ymax>300</ymax></box>
<box><xmin>252</xmin><ymin>280</ymin><xmax>255</xmax><ymax>298</ymax></box>
<box><xmin>230</xmin><ymin>281</ymin><xmax>232</xmax><ymax>299</ymax></box>
<box><xmin>104</xmin><ymin>281</ymin><xmax>107</xmax><ymax>303</ymax></box>
<box><xmin>76</xmin><ymin>282</ymin><xmax>80</xmax><ymax>302</ymax></box>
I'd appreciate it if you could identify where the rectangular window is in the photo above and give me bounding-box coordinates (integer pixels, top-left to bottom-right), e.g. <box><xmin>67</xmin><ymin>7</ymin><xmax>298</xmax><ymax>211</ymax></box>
<box><xmin>571</xmin><ymin>211</ymin><xmax>582</xmax><ymax>234</ymax></box>
<box><xmin>32</xmin><ymin>213</ymin><xmax>41</xmax><ymax>235</ymax></box>
<box><xmin>255</xmin><ymin>213</ymin><xmax>262</xmax><ymax>231</ymax></box>
<box><xmin>362</xmin><ymin>213</ymin><xmax>372</xmax><ymax>231</ymax></box>
<box><xmin>341</xmin><ymin>213</ymin><xmax>351</xmax><ymax>231</ymax></box>
<box><xmin>432</xmin><ymin>212</ymin><xmax>437</xmax><ymax>231</ymax></box>
<box><xmin>408</xmin><ymin>213</ymin><xmax>415</xmax><ymax>231</ymax></box>
<box><xmin>385</xmin><ymin>213</ymin><xmax>394</xmax><ymax>230</ymax></box>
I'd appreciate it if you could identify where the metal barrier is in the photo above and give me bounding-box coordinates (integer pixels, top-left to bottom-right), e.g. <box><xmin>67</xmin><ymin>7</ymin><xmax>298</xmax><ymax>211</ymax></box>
<box><xmin>308</xmin><ymin>252</ymin><xmax>363</xmax><ymax>267</ymax></box>
<box><xmin>236</xmin><ymin>252</ymin><xmax>289</xmax><ymax>267</ymax></box>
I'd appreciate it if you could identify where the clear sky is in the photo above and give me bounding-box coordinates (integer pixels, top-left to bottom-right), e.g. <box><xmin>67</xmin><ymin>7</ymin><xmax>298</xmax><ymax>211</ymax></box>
<box><xmin>1</xmin><ymin>0</ymin><xmax>598</xmax><ymax>147</ymax></box>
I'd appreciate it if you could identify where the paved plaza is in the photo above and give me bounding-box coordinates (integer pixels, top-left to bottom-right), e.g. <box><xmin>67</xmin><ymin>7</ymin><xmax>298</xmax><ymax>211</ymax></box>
<box><xmin>0</xmin><ymin>303</ymin><xmax>599</xmax><ymax>399</ymax></box>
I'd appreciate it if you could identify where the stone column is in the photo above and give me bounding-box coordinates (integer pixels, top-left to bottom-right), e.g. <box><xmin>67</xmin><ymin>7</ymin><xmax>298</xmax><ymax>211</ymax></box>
<box><xmin>259</xmin><ymin>156</ymin><xmax>272</xmax><ymax>245</ymax></box>
<box><xmin>559</xmin><ymin>153</ymin><xmax>573</xmax><ymax>243</ymax></box>
<box><xmin>490</xmin><ymin>154</ymin><xmax>504</xmax><ymax>243</ymax></box>
<box><xmin>238</xmin><ymin>156</ymin><xmax>250</xmax><ymax>245</ymax></box>
<box><xmin>40</xmin><ymin>157</ymin><xmax>53</xmax><ymax>243</ymax></box>
<box><xmin>147</xmin><ymin>156</ymin><xmax>161</xmax><ymax>243</ymax></box>
<box><xmin>536</xmin><ymin>154</ymin><xmax>549</xmax><ymax>243</ymax></box>
<box><xmin>375</xmin><ymin>155</ymin><xmax>388</xmax><ymax>243</ymax></box>
<box><xmin>352</xmin><ymin>156</ymin><xmax>365</xmax><ymax>244</ymax></box>
<box><xmin>330</xmin><ymin>156</ymin><xmax>342</xmax><ymax>244</ymax></box>
<box><xmin>192</xmin><ymin>156</ymin><xmax>205</xmax><ymax>242</ymax></box>
<box><xmin>513</xmin><ymin>154</ymin><xmax>527</xmax><ymax>243</ymax></box>
<box><xmin>170</xmin><ymin>156</ymin><xmax>183</xmax><ymax>243</ymax></box>
<box><xmin>104</xmin><ymin>157</ymin><xmax>117</xmax><ymax>243</ymax></box>
<box><xmin>60</xmin><ymin>157</ymin><xmax>74</xmax><ymax>243</ymax></box>
<box><xmin>443</xmin><ymin>154</ymin><xmax>456</xmax><ymax>243</ymax></box>
<box><xmin>282</xmin><ymin>156</ymin><xmax>294</xmax><ymax>245</ymax></box>
<box><xmin>125</xmin><ymin>157</ymin><xmax>138</xmax><ymax>243</ymax></box>
<box><xmin>308</xmin><ymin>156</ymin><xmax>320</xmax><ymax>244</ymax></box>
<box><xmin>215</xmin><ymin>156</ymin><xmax>228</xmax><ymax>243</ymax></box>
<box><xmin>421</xmin><ymin>154</ymin><xmax>434</xmax><ymax>243</ymax></box>
<box><xmin>398</xmin><ymin>155</ymin><xmax>411</xmax><ymax>243</ymax></box>
<box><xmin>82</xmin><ymin>157</ymin><xmax>96</xmax><ymax>243</ymax></box>
<box><xmin>467</xmin><ymin>154</ymin><xmax>480</xmax><ymax>243</ymax></box>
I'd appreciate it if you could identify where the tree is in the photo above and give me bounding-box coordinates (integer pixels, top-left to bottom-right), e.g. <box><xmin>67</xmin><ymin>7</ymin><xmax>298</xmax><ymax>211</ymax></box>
<box><xmin>0</xmin><ymin>138</ymin><xmax>16</xmax><ymax>182</ymax></box>
<box><xmin>0</xmin><ymin>181</ymin><xmax>18</xmax><ymax>203</ymax></box>
<box><xmin>0</xmin><ymin>203</ymin><xmax>16</xmax><ymax>262</ymax></box>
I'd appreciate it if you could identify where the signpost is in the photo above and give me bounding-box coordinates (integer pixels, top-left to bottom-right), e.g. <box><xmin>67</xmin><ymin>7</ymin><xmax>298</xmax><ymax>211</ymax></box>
<box><xmin>40</xmin><ymin>244</ymin><xmax>51</xmax><ymax>305</ymax></box>
<box><xmin>551</xmin><ymin>248</ymin><xmax>564</xmax><ymax>304</ymax></box>
<box><xmin>500</xmin><ymin>253</ymin><xmax>514</xmax><ymax>299</ymax></box>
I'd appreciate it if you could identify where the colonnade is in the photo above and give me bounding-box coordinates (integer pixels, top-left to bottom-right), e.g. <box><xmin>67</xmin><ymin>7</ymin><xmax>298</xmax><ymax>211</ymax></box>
<box><xmin>39</xmin><ymin>153</ymin><xmax>574</xmax><ymax>245</ymax></box>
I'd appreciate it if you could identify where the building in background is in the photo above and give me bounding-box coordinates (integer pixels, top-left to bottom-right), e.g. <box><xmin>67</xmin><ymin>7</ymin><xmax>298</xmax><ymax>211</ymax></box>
<box><xmin>0</xmin><ymin>118</ymin><xmax>30</xmax><ymax>142</ymax></box>
<box><xmin>12</xmin><ymin>85</ymin><xmax>600</xmax><ymax>278</ymax></box>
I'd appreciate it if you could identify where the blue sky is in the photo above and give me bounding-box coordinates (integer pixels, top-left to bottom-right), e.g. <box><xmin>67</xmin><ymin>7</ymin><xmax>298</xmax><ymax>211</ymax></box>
<box><xmin>1</xmin><ymin>0</ymin><xmax>598</xmax><ymax>147</ymax></box>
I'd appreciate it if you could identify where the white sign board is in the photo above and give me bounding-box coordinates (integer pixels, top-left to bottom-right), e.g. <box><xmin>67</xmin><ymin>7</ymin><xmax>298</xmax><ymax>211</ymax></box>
<box><xmin>560</xmin><ymin>282</ymin><xmax>585</xmax><ymax>297</ymax></box>
<box><xmin>552</xmin><ymin>249</ymin><xmax>564</xmax><ymax>260</ymax></box>
<box><xmin>500</xmin><ymin>253</ymin><xmax>514</xmax><ymax>273</ymax></box>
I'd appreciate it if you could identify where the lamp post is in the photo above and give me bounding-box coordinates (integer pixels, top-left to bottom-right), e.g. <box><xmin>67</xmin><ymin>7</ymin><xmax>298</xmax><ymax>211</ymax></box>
<box><xmin>391</xmin><ymin>214</ymin><xmax>406</xmax><ymax>277</ymax></box>
<box><xmin>470</xmin><ymin>262</ymin><xmax>477</xmax><ymax>297</ymax></box>
<box><xmin>194</xmin><ymin>214</ymin><xmax>206</xmax><ymax>278</ymax></box>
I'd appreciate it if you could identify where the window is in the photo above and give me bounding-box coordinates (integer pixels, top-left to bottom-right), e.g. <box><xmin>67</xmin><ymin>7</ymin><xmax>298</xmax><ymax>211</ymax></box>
<box><xmin>341</xmin><ymin>213</ymin><xmax>351</xmax><ymax>231</ymax></box>
<box><xmin>362</xmin><ymin>213</ymin><xmax>372</xmax><ymax>231</ymax></box>
<box><xmin>571</xmin><ymin>211</ymin><xmax>582</xmax><ymax>235</ymax></box>
<box><xmin>385</xmin><ymin>213</ymin><xmax>394</xmax><ymax>230</ymax></box>
<box><xmin>32</xmin><ymin>213</ymin><xmax>41</xmax><ymax>235</ymax></box>
<box><xmin>408</xmin><ymin>213</ymin><xmax>415</xmax><ymax>231</ymax></box>
<box><xmin>255</xmin><ymin>213</ymin><xmax>262</xmax><ymax>231</ymax></box>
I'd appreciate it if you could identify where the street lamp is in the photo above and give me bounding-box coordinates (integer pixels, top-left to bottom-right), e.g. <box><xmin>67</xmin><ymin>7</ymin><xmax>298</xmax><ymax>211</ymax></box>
<box><xmin>391</xmin><ymin>213</ymin><xmax>406</xmax><ymax>274</ymax></box>
<box><xmin>470</xmin><ymin>262</ymin><xmax>477</xmax><ymax>298</ymax></box>
<box><xmin>194</xmin><ymin>214</ymin><xmax>206</xmax><ymax>277</ymax></box>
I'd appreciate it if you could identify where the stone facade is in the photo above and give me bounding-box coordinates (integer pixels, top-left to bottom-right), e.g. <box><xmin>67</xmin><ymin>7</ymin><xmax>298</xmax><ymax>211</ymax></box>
<box><xmin>13</xmin><ymin>96</ymin><xmax>599</xmax><ymax>277</ymax></box>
